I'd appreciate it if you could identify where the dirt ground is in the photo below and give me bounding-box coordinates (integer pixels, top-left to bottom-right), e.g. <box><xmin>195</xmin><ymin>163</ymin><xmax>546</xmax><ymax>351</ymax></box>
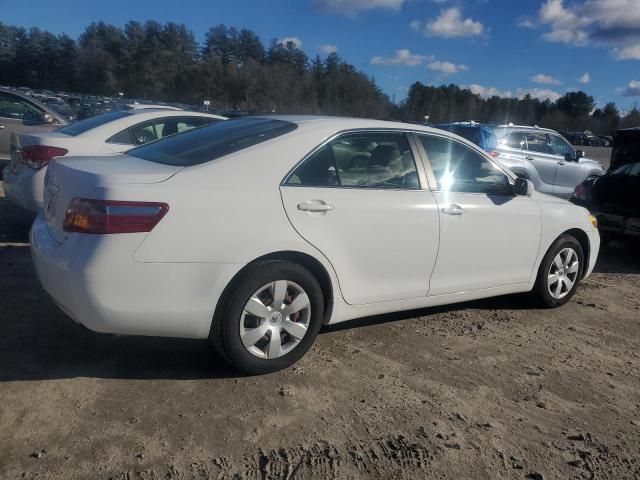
<box><xmin>1</xmin><ymin>147</ymin><xmax>640</xmax><ymax>480</ymax></box>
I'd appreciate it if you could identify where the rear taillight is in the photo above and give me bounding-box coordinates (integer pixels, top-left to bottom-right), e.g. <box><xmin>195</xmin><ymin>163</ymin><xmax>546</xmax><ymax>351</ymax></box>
<box><xmin>20</xmin><ymin>145</ymin><xmax>68</xmax><ymax>170</ymax></box>
<box><xmin>487</xmin><ymin>150</ymin><xmax>500</xmax><ymax>158</ymax></box>
<box><xmin>63</xmin><ymin>198</ymin><xmax>169</xmax><ymax>234</ymax></box>
<box><xmin>572</xmin><ymin>183</ymin><xmax>588</xmax><ymax>201</ymax></box>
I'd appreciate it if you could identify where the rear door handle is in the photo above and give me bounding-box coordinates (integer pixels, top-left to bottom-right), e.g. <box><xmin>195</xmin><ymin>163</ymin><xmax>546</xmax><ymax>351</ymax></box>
<box><xmin>525</xmin><ymin>155</ymin><xmax>534</xmax><ymax>161</ymax></box>
<box><xmin>297</xmin><ymin>202</ymin><xmax>335</xmax><ymax>213</ymax></box>
<box><xmin>557</xmin><ymin>161</ymin><xmax>566</xmax><ymax>165</ymax></box>
<box><xmin>0</xmin><ymin>125</ymin><xmax>5</xmax><ymax>129</ymax></box>
<box><xmin>442</xmin><ymin>204</ymin><xmax>466</xmax><ymax>215</ymax></box>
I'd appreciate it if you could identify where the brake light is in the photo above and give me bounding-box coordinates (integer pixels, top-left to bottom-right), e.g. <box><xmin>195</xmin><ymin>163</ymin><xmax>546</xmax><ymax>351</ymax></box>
<box><xmin>572</xmin><ymin>183</ymin><xmax>588</xmax><ymax>201</ymax></box>
<box><xmin>63</xmin><ymin>198</ymin><xmax>169</xmax><ymax>234</ymax></box>
<box><xmin>20</xmin><ymin>145</ymin><xmax>68</xmax><ymax>170</ymax></box>
<box><xmin>487</xmin><ymin>150</ymin><xmax>500</xmax><ymax>158</ymax></box>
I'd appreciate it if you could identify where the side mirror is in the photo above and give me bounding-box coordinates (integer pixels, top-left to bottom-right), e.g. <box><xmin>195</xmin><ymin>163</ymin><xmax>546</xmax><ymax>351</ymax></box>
<box><xmin>40</xmin><ymin>112</ymin><xmax>55</xmax><ymax>124</ymax></box>
<box><xmin>513</xmin><ymin>177</ymin><xmax>534</xmax><ymax>196</ymax></box>
<box><xmin>575</xmin><ymin>150</ymin><xmax>584</xmax><ymax>159</ymax></box>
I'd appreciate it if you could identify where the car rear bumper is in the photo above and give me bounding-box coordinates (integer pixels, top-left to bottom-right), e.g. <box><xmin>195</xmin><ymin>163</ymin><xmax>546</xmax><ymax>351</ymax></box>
<box><xmin>30</xmin><ymin>214</ymin><xmax>241</xmax><ymax>339</ymax></box>
<box><xmin>3</xmin><ymin>166</ymin><xmax>44</xmax><ymax>212</ymax></box>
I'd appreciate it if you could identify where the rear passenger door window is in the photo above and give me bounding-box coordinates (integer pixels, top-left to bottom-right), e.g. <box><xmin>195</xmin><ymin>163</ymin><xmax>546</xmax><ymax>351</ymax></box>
<box><xmin>0</xmin><ymin>92</ymin><xmax>42</xmax><ymax>121</ymax></box>
<box><xmin>502</xmin><ymin>132</ymin><xmax>526</xmax><ymax>150</ymax></box>
<box><xmin>418</xmin><ymin>134</ymin><xmax>511</xmax><ymax>195</ymax></box>
<box><xmin>525</xmin><ymin>132</ymin><xmax>552</xmax><ymax>155</ymax></box>
<box><xmin>286</xmin><ymin>131</ymin><xmax>420</xmax><ymax>190</ymax></box>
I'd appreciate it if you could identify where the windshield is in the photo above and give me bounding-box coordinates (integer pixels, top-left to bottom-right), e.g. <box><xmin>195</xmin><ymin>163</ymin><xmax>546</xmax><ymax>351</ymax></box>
<box><xmin>128</xmin><ymin>117</ymin><xmax>298</xmax><ymax>166</ymax></box>
<box><xmin>58</xmin><ymin>111</ymin><xmax>133</xmax><ymax>136</ymax></box>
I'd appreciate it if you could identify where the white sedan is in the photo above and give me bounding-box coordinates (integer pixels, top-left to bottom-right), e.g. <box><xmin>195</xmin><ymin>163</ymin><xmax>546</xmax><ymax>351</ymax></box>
<box><xmin>3</xmin><ymin>109</ymin><xmax>225</xmax><ymax>211</ymax></box>
<box><xmin>30</xmin><ymin>116</ymin><xmax>600</xmax><ymax>374</ymax></box>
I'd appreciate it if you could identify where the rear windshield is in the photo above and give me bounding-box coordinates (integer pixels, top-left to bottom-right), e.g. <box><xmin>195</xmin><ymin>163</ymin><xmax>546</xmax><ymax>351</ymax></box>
<box><xmin>58</xmin><ymin>111</ymin><xmax>133</xmax><ymax>136</ymax></box>
<box><xmin>128</xmin><ymin>117</ymin><xmax>298</xmax><ymax>166</ymax></box>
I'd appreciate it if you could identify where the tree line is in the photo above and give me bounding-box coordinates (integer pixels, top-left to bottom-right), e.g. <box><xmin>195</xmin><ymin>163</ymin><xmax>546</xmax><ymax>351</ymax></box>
<box><xmin>0</xmin><ymin>20</ymin><xmax>638</xmax><ymax>133</ymax></box>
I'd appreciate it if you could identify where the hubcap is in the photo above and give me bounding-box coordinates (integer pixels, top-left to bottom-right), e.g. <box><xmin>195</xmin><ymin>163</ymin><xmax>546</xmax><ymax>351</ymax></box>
<box><xmin>239</xmin><ymin>280</ymin><xmax>311</xmax><ymax>359</ymax></box>
<box><xmin>547</xmin><ymin>247</ymin><xmax>579</xmax><ymax>299</ymax></box>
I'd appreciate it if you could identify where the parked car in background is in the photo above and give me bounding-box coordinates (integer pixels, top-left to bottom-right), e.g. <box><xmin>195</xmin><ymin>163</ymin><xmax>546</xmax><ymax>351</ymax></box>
<box><xmin>3</xmin><ymin>109</ymin><xmax>225</xmax><ymax>211</ymax></box>
<box><xmin>434</xmin><ymin>121</ymin><xmax>498</xmax><ymax>152</ymax></box>
<box><xmin>597</xmin><ymin>135</ymin><xmax>613</xmax><ymax>147</ymax></box>
<box><xmin>571</xmin><ymin>162</ymin><xmax>640</xmax><ymax>244</ymax></box>
<box><xmin>43</xmin><ymin>98</ymin><xmax>78</xmax><ymax>123</ymax></box>
<box><xmin>489</xmin><ymin>124</ymin><xmax>604</xmax><ymax>197</ymax></box>
<box><xmin>610</xmin><ymin>127</ymin><xmax>640</xmax><ymax>171</ymax></box>
<box><xmin>0</xmin><ymin>88</ymin><xmax>69</xmax><ymax>169</ymax></box>
<box><xmin>30</xmin><ymin>116</ymin><xmax>600</xmax><ymax>374</ymax></box>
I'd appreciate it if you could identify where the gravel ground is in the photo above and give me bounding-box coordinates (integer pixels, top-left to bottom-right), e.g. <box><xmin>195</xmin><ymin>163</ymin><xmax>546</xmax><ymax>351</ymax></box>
<box><xmin>1</xmin><ymin>147</ymin><xmax>640</xmax><ymax>479</ymax></box>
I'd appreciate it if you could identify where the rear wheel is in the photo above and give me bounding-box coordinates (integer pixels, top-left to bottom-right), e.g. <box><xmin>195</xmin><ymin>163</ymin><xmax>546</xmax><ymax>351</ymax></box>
<box><xmin>211</xmin><ymin>260</ymin><xmax>324</xmax><ymax>374</ymax></box>
<box><xmin>531</xmin><ymin>234</ymin><xmax>584</xmax><ymax>308</ymax></box>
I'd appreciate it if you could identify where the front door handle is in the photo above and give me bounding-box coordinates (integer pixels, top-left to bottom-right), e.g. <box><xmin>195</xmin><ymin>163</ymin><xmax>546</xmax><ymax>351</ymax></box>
<box><xmin>557</xmin><ymin>161</ymin><xmax>566</xmax><ymax>165</ymax></box>
<box><xmin>0</xmin><ymin>125</ymin><xmax>5</xmax><ymax>129</ymax></box>
<box><xmin>442</xmin><ymin>204</ymin><xmax>466</xmax><ymax>215</ymax></box>
<box><xmin>297</xmin><ymin>201</ymin><xmax>335</xmax><ymax>213</ymax></box>
<box><xmin>525</xmin><ymin>155</ymin><xmax>534</xmax><ymax>161</ymax></box>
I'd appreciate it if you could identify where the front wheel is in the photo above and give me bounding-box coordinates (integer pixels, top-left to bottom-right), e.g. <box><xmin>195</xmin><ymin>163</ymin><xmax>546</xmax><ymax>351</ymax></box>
<box><xmin>211</xmin><ymin>260</ymin><xmax>324</xmax><ymax>374</ymax></box>
<box><xmin>531</xmin><ymin>234</ymin><xmax>584</xmax><ymax>308</ymax></box>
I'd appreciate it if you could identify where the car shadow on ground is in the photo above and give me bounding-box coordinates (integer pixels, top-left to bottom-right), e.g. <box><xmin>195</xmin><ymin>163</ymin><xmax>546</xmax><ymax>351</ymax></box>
<box><xmin>593</xmin><ymin>239</ymin><xmax>640</xmax><ymax>274</ymax></box>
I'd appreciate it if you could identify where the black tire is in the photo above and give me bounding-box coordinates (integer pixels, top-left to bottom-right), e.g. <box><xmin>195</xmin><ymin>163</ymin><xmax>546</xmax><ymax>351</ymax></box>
<box><xmin>211</xmin><ymin>260</ymin><xmax>324</xmax><ymax>375</ymax></box>
<box><xmin>531</xmin><ymin>234</ymin><xmax>584</xmax><ymax>308</ymax></box>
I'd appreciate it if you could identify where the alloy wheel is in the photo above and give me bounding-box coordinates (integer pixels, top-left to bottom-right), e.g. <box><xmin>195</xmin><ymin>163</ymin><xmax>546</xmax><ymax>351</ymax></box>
<box><xmin>547</xmin><ymin>247</ymin><xmax>580</xmax><ymax>300</ymax></box>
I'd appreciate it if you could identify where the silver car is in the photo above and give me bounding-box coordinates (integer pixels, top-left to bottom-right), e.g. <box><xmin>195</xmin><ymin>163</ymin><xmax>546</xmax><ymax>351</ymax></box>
<box><xmin>490</xmin><ymin>125</ymin><xmax>604</xmax><ymax>197</ymax></box>
<box><xmin>0</xmin><ymin>88</ymin><xmax>68</xmax><ymax>171</ymax></box>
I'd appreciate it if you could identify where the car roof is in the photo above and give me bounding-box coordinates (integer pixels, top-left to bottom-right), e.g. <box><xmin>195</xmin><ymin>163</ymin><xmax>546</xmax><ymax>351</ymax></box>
<box><xmin>262</xmin><ymin>114</ymin><xmax>452</xmax><ymax>136</ymax></box>
<box><xmin>493</xmin><ymin>123</ymin><xmax>557</xmax><ymax>134</ymax></box>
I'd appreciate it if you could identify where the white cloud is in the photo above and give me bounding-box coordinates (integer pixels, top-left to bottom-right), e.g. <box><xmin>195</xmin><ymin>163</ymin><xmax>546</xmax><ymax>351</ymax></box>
<box><xmin>427</xmin><ymin>60</ymin><xmax>468</xmax><ymax>74</ymax></box>
<box><xmin>517</xmin><ymin>17</ymin><xmax>536</xmax><ymax>29</ymax></box>
<box><xmin>533</xmin><ymin>0</ymin><xmax>640</xmax><ymax>60</ymax></box>
<box><xmin>412</xmin><ymin>8</ymin><xmax>485</xmax><ymax>38</ymax></box>
<box><xmin>313</xmin><ymin>0</ymin><xmax>404</xmax><ymax>16</ymax></box>
<box><xmin>467</xmin><ymin>84</ymin><xmax>561</xmax><ymax>101</ymax></box>
<box><xmin>618</xmin><ymin>80</ymin><xmax>640</xmax><ymax>96</ymax></box>
<box><xmin>319</xmin><ymin>44</ymin><xmax>337</xmax><ymax>54</ymax></box>
<box><xmin>277</xmin><ymin>37</ymin><xmax>303</xmax><ymax>49</ymax></box>
<box><xmin>370</xmin><ymin>49</ymin><xmax>432</xmax><ymax>66</ymax></box>
<box><xmin>531</xmin><ymin>73</ymin><xmax>561</xmax><ymax>85</ymax></box>
<box><xmin>578</xmin><ymin>72</ymin><xmax>591</xmax><ymax>84</ymax></box>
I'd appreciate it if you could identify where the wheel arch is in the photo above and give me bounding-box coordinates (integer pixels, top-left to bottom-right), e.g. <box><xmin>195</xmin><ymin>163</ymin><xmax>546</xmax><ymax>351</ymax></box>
<box><xmin>210</xmin><ymin>251</ymin><xmax>335</xmax><ymax>338</ymax></box>
<box><xmin>563</xmin><ymin>228</ymin><xmax>591</xmax><ymax>279</ymax></box>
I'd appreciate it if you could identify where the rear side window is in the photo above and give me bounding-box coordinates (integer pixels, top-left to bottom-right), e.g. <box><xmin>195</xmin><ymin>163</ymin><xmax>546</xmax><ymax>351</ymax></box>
<box><xmin>285</xmin><ymin>131</ymin><xmax>420</xmax><ymax>190</ymax></box>
<box><xmin>128</xmin><ymin>117</ymin><xmax>297</xmax><ymax>166</ymax></box>
<box><xmin>107</xmin><ymin>128</ymin><xmax>134</xmax><ymax>145</ymax></box>
<box><xmin>502</xmin><ymin>132</ymin><xmax>526</xmax><ymax>149</ymax></box>
<box><xmin>59</xmin><ymin>111</ymin><xmax>133</xmax><ymax>136</ymax></box>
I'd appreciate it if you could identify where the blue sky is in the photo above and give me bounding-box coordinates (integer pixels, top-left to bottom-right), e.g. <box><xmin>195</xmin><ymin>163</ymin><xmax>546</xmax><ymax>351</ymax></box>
<box><xmin>2</xmin><ymin>0</ymin><xmax>639</xmax><ymax>109</ymax></box>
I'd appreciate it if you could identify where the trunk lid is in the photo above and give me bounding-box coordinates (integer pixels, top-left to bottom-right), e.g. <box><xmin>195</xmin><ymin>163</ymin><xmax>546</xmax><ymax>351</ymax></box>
<box><xmin>43</xmin><ymin>154</ymin><xmax>182</xmax><ymax>243</ymax></box>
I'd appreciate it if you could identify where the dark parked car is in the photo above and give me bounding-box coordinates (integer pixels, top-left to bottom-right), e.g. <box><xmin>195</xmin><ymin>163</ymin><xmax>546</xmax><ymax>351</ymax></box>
<box><xmin>571</xmin><ymin>161</ymin><xmax>640</xmax><ymax>244</ymax></box>
<box><xmin>610</xmin><ymin>128</ymin><xmax>640</xmax><ymax>171</ymax></box>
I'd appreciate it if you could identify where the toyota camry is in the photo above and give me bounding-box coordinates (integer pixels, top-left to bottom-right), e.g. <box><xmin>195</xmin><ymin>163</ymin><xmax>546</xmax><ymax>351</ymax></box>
<box><xmin>30</xmin><ymin>116</ymin><xmax>600</xmax><ymax>374</ymax></box>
